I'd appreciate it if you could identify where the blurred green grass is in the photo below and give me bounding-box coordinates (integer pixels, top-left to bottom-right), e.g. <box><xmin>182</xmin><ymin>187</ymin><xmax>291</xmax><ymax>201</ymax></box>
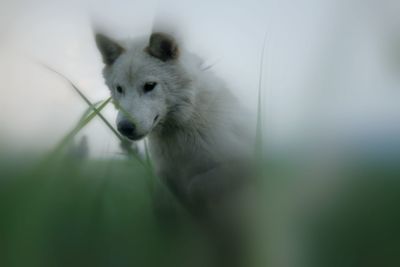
<box><xmin>0</xmin><ymin>157</ymin><xmax>211</xmax><ymax>267</ymax></box>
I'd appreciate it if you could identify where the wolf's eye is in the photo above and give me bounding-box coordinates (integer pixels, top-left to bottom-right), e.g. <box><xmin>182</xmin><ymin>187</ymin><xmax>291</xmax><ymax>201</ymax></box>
<box><xmin>115</xmin><ymin>85</ymin><xmax>124</xmax><ymax>94</ymax></box>
<box><xmin>143</xmin><ymin>82</ymin><xmax>157</xmax><ymax>93</ymax></box>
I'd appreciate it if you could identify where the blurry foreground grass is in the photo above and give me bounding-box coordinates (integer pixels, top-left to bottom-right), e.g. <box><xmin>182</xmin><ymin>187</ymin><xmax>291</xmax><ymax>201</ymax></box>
<box><xmin>1</xmin><ymin>151</ymin><xmax>400</xmax><ymax>267</ymax></box>
<box><xmin>0</xmin><ymin>156</ymin><xmax>210</xmax><ymax>267</ymax></box>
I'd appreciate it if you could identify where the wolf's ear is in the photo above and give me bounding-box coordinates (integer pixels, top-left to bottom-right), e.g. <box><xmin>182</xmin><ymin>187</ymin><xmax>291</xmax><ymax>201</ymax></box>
<box><xmin>95</xmin><ymin>33</ymin><xmax>125</xmax><ymax>66</ymax></box>
<box><xmin>146</xmin><ymin>32</ymin><xmax>179</xmax><ymax>62</ymax></box>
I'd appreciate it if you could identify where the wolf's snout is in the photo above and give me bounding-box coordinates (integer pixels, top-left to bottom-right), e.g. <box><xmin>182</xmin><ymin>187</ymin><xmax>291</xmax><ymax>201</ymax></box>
<box><xmin>117</xmin><ymin>120</ymin><xmax>138</xmax><ymax>140</ymax></box>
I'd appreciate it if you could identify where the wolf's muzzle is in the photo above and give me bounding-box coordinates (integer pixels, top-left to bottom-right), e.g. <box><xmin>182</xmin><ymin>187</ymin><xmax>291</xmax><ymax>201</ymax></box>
<box><xmin>117</xmin><ymin>120</ymin><xmax>142</xmax><ymax>140</ymax></box>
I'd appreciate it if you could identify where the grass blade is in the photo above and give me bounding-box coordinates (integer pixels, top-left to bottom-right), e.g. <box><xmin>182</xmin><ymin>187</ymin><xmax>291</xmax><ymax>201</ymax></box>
<box><xmin>78</xmin><ymin>99</ymin><xmax>106</xmax><ymax>124</ymax></box>
<box><xmin>47</xmin><ymin>97</ymin><xmax>112</xmax><ymax>159</ymax></box>
<box><xmin>255</xmin><ymin>33</ymin><xmax>268</xmax><ymax>159</ymax></box>
<box><xmin>39</xmin><ymin>63</ymin><xmax>124</xmax><ymax>141</ymax></box>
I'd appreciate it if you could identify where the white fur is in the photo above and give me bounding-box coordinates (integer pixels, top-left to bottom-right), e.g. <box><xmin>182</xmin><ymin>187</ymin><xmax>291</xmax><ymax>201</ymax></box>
<box><xmin>97</xmin><ymin>32</ymin><xmax>254</xmax><ymax>208</ymax></box>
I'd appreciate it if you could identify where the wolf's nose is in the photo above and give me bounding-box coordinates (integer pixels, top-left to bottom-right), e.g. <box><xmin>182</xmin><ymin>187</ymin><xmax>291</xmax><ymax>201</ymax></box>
<box><xmin>117</xmin><ymin>120</ymin><xmax>136</xmax><ymax>138</ymax></box>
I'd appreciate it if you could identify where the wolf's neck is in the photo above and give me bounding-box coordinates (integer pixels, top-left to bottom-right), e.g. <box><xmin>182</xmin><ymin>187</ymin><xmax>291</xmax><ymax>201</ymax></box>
<box><xmin>151</xmin><ymin>91</ymin><xmax>212</xmax><ymax>148</ymax></box>
<box><xmin>153</xmin><ymin>101</ymin><xmax>206</xmax><ymax>141</ymax></box>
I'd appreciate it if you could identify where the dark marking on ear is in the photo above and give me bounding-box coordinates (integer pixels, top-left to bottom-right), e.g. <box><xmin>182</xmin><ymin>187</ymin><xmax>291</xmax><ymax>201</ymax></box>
<box><xmin>95</xmin><ymin>33</ymin><xmax>125</xmax><ymax>66</ymax></box>
<box><xmin>146</xmin><ymin>32</ymin><xmax>179</xmax><ymax>62</ymax></box>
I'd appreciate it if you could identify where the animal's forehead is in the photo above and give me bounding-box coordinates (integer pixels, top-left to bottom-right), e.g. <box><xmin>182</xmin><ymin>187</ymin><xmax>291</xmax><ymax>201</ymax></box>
<box><xmin>110</xmin><ymin>50</ymin><xmax>161</xmax><ymax>83</ymax></box>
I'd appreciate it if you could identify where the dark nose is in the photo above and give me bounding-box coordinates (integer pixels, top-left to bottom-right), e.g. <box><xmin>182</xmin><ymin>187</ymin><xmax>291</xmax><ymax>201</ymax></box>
<box><xmin>117</xmin><ymin>120</ymin><xmax>136</xmax><ymax>138</ymax></box>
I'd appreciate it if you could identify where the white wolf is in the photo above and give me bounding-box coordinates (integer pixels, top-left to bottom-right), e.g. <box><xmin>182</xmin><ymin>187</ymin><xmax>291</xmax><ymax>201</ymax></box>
<box><xmin>95</xmin><ymin>31</ymin><xmax>254</xmax><ymax>214</ymax></box>
<box><xmin>95</xmin><ymin>31</ymin><xmax>255</xmax><ymax>267</ymax></box>
<box><xmin>96</xmin><ymin>33</ymin><xmax>253</xmax><ymax>236</ymax></box>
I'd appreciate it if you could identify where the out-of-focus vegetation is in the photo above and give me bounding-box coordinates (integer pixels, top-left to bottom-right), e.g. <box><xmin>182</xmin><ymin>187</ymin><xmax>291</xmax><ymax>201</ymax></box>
<box><xmin>0</xmin><ymin>154</ymin><xmax>212</xmax><ymax>267</ymax></box>
<box><xmin>1</xmin><ymin>149</ymin><xmax>400</xmax><ymax>267</ymax></box>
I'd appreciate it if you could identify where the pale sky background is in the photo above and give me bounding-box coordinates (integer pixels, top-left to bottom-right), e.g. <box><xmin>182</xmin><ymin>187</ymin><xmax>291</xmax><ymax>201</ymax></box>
<box><xmin>0</xmin><ymin>0</ymin><xmax>399</xmax><ymax>158</ymax></box>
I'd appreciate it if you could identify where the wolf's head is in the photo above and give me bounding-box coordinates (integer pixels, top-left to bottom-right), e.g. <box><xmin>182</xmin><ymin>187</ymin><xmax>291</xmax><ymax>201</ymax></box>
<box><xmin>95</xmin><ymin>32</ymin><xmax>194</xmax><ymax>140</ymax></box>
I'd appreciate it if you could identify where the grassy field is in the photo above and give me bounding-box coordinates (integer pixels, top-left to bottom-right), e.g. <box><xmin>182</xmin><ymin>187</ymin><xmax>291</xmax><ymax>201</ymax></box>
<box><xmin>0</xmin><ymin>156</ymin><xmax>214</xmax><ymax>267</ymax></box>
<box><xmin>1</xmin><ymin>147</ymin><xmax>400</xmax><ymax>267</ymax></box>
